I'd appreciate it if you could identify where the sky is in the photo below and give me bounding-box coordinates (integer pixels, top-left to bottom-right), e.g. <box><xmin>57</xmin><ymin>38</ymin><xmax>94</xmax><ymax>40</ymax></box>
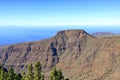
<box><xmin>0</xmin><ymin>0</ymin><xmax>120</xmax><ymax>27</ymax></box>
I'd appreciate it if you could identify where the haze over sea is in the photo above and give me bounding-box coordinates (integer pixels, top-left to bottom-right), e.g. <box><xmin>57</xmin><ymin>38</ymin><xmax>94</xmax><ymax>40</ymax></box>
<box><xmin>0</xmin><ymin>26</ymin><xmax>120</xmax><ymax>45</ymax></box>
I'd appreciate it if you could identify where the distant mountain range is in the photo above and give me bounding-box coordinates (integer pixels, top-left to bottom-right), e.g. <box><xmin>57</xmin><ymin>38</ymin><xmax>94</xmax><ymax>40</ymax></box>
<box><xmin>92</xmin><ymin>32</ymin><xmax>120</xmax><ymax>37</ymax></box>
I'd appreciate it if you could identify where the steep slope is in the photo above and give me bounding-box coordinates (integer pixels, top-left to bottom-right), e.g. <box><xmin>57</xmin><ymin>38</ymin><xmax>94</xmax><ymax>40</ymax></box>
<box><xmin>58</xmin><ymin>36</ymin><xmax>120</xmax><ymax>80</ymax></box>
<box><xmin>0</xmin><ymin>30</ymin><xmax>120</xmax><ymax>80</ymax></box>
<box><xmin>0</xmin><ymin>30</ymin><xmax>92</xmax><ymax>71</ymax></box>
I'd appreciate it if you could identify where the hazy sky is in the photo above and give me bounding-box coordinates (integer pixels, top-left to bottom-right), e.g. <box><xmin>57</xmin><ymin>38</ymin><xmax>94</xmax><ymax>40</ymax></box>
<box><xmin>0</xmin><ymin>0</ymin><xmax>120</xmax><ymax>26</ymax></box>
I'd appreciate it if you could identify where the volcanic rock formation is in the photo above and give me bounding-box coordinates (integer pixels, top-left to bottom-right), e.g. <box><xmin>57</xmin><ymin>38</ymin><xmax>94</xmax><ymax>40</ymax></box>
<box><xmin>0</xmin><ymin>30</ymin><xmax>120</xmax><ymax>80</ymax></box>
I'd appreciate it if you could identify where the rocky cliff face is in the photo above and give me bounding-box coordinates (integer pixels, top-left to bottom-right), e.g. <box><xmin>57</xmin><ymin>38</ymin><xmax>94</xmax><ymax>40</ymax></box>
<box><xmin>0</xmin><ymin>30</ymin><xmax>120</xmax><ymax>80</ymax></box>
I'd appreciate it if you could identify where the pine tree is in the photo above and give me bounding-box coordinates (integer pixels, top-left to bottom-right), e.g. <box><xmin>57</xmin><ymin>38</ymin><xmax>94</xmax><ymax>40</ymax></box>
<box><xmin>34</xmin><ymin>61</ymin><xmax>44</xmax><ymax>80</ymax></box>
<box><xmin>21</xmin><ymin>72</ymin><xmax>26</xmax><ymax>80</ymax></box>
<box><xmin>0</xmin><ymin>67</ymin><xmax>7</xmax><ymax>80</ymax></box>
<box><xmin>57</xmin><ymin>69</ymin><xmax>64</xmax><ymax>80</ymax></box>
<box><xmin>50</xmin><ymin>67</ymin><xmax>68</xmax><ymax>80</ymax></box>
<box><xmin>0</xmin><ymin>62</ymin><xmax>69</xmax><ymax>80</ymax></box>
<box><xmin>15</xmin><ymin>73</ymin><xmax>22</xmax><ymax>80</ymax></box>
<box><xmin>7</xmin><ymin>67</ymin><xmax>15</xmax><ymax>80</ymax></box>
<box><xmin>25</xmin><ymin>64</ymin><xmax>34</xmax><ymax>80</ymax></box>
<box><xmin>40</xmin><ymin>73</ymin><xmax>44</xmax><ymax>80</ymax></box>
<box><xmin>50</xmin><ymin>67</ymin><xmax>58</xmax><ymax>80</ymax></box>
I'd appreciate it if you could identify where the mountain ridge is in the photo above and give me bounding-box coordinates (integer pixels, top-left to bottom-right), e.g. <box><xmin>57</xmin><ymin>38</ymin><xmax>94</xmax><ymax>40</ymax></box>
<box><xmin>92</xmin><ymin>32</ymin><xmax>120</xmax><ymax>37</ymax></box>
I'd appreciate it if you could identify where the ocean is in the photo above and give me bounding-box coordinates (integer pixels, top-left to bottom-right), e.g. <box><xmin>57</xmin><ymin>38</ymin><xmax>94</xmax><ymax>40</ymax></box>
<box><xmin>0</xmin><ymin>26</ymin><xmax>120</xmax><ymax>45</ymax></box>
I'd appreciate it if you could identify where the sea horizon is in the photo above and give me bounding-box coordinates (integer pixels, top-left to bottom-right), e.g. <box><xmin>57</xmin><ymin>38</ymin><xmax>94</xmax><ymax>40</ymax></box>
<box><xmin>0</xmin><ymin>25</ymin><xmax>120</xmax><ymax>45</ymax></box>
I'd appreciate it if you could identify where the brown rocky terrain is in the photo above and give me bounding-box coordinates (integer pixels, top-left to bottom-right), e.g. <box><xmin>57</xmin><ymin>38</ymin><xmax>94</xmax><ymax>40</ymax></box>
<box><xmin>0</xmin><ymin>29</ymin><xmax>120</xmax><ymax>80</ymax></box>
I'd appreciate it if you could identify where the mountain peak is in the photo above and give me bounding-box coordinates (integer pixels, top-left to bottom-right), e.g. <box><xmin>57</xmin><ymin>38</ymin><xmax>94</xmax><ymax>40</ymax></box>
<box><xmin>56</xmin><ymin>29</ymin><xmax>87</xmax><ymax>35</ymax></box>
<box><xmin>56</xmin><ymin>29</ymin><xmax>87</xmax><ymax>38</ymax></box>
<box><xmin>55</xmin><ymin>29</ymin><xmax>93</xmax><ymax>43</ymax></box>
